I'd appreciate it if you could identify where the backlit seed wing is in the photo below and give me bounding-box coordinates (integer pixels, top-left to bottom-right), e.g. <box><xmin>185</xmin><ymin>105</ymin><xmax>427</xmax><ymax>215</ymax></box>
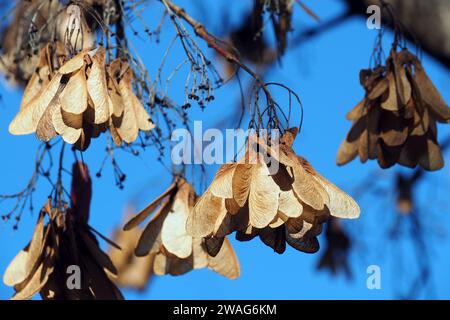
<box><xmin>74</xmin><ymin>125</ymin><xmax>91</xmax><ymax>151</ymax></box>
<box><xmin>124</xmin><ymin>180</ymin><xmax>177</xmax><ymax>230</ymax></box>
<box><xmin>152</xmin><ymin>253</ymin><xmax>168</xmax><ymax>276</ymax></box>
<box><xmin>413</xmin><ymin>61</ymin><xmax>450</xmax><ymax>122</ymax></box>
<box><xmin>87</xmin><ymin>47</ymin><xmax>110</xmax><ymax>124</ymax></box>
<box><xmin>286</xmin><ymin>233</ymin><xmax>319</xmax><ymax>253</ymax></box>
<box><xmin>11</xmin><ymin>262</ymin><xmax>49</xmax><ymax>300</ymax></box>
<box><xmin>397</xmin><ymin>137</ymin><xmax>419</xmax><ymax>169</ymax></box>
<box><xmin>109</xmin><ymin>86</ymin><xmax>125</xmax><ymax>118</ymax></box>
<box><xmin>210</xmin><ymin>164</ymin><xmax>236</xmax><ymax>199</ymax></box>
<box><xmin>109</xmin><ymin>119</ymin><xmax>122</xmax><ymax>146</ymax></box>
<box><xmin>419</xmin><ymin>137</ymin><xmax>444</xmax><ymax>171</ymax></box>
<box><xmin>367</xmin><ymin>78</ymin><xmax>389</xmax><ymax>101</ymax></box>
<box><xmin>161</xmin><ymin>199</ymin><xmax>193</xmax><ymax>259</ymax></box>
<box><xmin>411</xmin><ymin>107</ymin><xmax>430</xmax><ymax>136</ymax></box>
<box><xmin>346</xmin><ymin>99</ymin><xmax>366</xmax><ymax>121</ymax></box>
<box><xmin>358</xmin><ymin>107</ymin><xmax>380</xmax><ymax>161</ymax></box>
<box><xmin>225</xmin><ymin>198</ymin><xmax>241</xmax><ymax>215</ymax></box>
<box><xmin>379</xmin><ymin>111</ymin><xmax>409</xmax><ymax>146</ymax></box>
<box><xmin>259</xmin><ymin>226</ymin><xmax>286</xmax><ymax>254</ymax></box>
<box><xmin>135</xmin><ymin>199</ymin><xmax>172</xmax><ymax>257</ymax></box>
<box><xmin>55</xmin><ymin>119</ymin><xmax>83</xmax><ymax>145</ymax></box>
<box><xmin>25</xmin><ymin>211</ymin><xmax>46</xmax><ymax>273</ymax></box>
<box><xmin>204</xmin><ymin>237</ymin><xmax>225</xmax><ymax>257</ymax></box>
<box><xmin>336</xmin><ymin>135</ymin><xmax>359</xmax><ymax>165</ymax></box>
<box><xmin>393</xmin><ymin>55</ymin><xmax>412</xmax><ymax>106</ymax></box>
<box><xmin>312</xmin><ymin>174</ymin><xmax>360</xmax><ymax>219</ymax></box>
<box><xmin>248</xmin><ymin>163</ymin><xmax>279</xmax><ymax>228</ymax></box>
<box><xmin>36</xmin><ymin>99</ymin><xmax>59</xmax><ymax>142</ymax></box>
<box><xmin>269</xmin><ymin>216</ymin><xmax>285</xmax><ymax>228</ymax></box>
<box><xmin>286</xmin><ymin>217</ymin><xmax>305</xmax><ymax>235</ymax></box>
<box><xmin>132</xmin><ymin>95</ymin><xmax>155</xmax><ymax>131</ymax></box>
<box><xmin>21</xmin><ymin>65</ymin><xmax>50</xmax><ymax>110</ymax></box>
<box><xmin>278</xmin><ymin>190</ymin><xmax>303</xmax><ymax>218</ymax></box>
<box><xmin>60</xmin><ymin>68</ymin><xmax>88</xmax><ymax>114</ymax></box>
<box><xmin>381</xmin><ymin>72</ymin><xmax>399</xmax><ymax>111</ymax></box>
<box><xmin>3</xmin><ymin>250</ymin><xmax>29</xmax><ymax>287</ymax></box>
<box><xmin>187</xmin><ymin>189</ymin><xmax>227</xmax><ymax>238</ymax></box>
<box><xmin>9</xmin><ymin>73</ymin><xmax>62</xmax><ymax>135</ymax></box>
<box><xmin>58</xmin><ymin>51</ymin><xmax>86</xmax><ymax>74</ymax></box>
<box><xmin>290</xmin><ymin>157</ymin><xmax>325</xmax><ymax>210</ymax></box>
<box><xmin>192</xmin><ymin>238</ymin><xmax>209</xmax><ymax>270</ymax></box>
<box><xmin>116</xmin><ymin>65</ymin><xmax>139</xmax><ymax>143</ymax></box>
<box><xmin>377</xmin><ymin>140</ymin><xmax>401</xmax><ymax>169</ymax></box>
<box><xmin>214</xmin><ymin>204</ymin><xmax>249</xmax><ymax>238</ymax></box>
<box><xmin>232</xmin><ymin>164</ymin><xmax>252</xmax><ymax>207</ymax></box>
<box><xmin>81</xmin><ymin>231</ymin><xmax>118</xmax><ymax>276</ymax></box>
<box><xmin>208</xmin><ymin>238</ymin><xmax>240</xmax><ymax>280</ymax></box>
<box><xmin>153</xmin><ymin>252</ymin><xmax>193</xmax><ymax>276</ymax></box>
<box><xmin>61</xmin><ymin>108</ymin><xmax>83</xmax><ymax>129</ymax></box>
<box><xmin>288</xmin><ymin>219</ymin><xmax>312</xmax><ymax>239</ymax></box>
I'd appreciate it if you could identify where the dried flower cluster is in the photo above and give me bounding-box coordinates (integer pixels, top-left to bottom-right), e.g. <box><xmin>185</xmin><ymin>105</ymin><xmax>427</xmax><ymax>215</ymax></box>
<box><xmin>337</xmin><ymin>48</ymin><xmax>450</xmax><ymax>171</ymax></box>
<box><xmin>124</xmin><ymin>179</ymin><xmax>240</xmax><ymax>279</ymax></box>
<box><xmin>3</xmin><ymin>163</ymin><xmax>123</xmax><ymax>300</ymax></box>
<box><xmin>187</xmin><ymin>128</ymin><xmax>360</xmax><ymax>254</ymax></box>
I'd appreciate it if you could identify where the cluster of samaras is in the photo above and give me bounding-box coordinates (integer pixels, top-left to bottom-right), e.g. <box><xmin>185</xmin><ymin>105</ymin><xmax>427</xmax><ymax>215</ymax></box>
<box><xmin>8</xmin><ymin>42</ymin><xmax>154</xmax><ymax>150</ymax></box>
<box><xmin>3</xmin><ymin>199</ymin><xmax>123</xmax><ymax>300</ymax></box>
<box><xmin>124</xmin><ymin>129</ymin><xmax>359</xmax><ymax>280</ymax></box>
<box><xmin>338</xmin><ymin>48</ymin><xmax>450</xmax><ymax>171</ymax></box>
<box><xmin>124</xmin><ymin>178</ymin><xmax>240</xmax><ymax>279</ymax></box>
<box><xmin>3</xmin><ymin>163</ymin><xmax>124</xmax><ymax>300</ymax></box>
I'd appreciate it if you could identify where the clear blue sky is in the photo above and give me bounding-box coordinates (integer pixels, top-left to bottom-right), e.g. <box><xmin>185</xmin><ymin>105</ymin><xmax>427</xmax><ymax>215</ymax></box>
<box><xmin>1</xmin><ymin>0</ymin><xmax>450</xmax><ymax>300</ymax></box>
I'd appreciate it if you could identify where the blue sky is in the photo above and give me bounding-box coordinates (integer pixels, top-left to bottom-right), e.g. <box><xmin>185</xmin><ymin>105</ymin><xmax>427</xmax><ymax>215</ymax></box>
<box><xmin>1</xmin><ymin>0</ymin><xmax>450</xmax><ymax>300</ymax></box>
